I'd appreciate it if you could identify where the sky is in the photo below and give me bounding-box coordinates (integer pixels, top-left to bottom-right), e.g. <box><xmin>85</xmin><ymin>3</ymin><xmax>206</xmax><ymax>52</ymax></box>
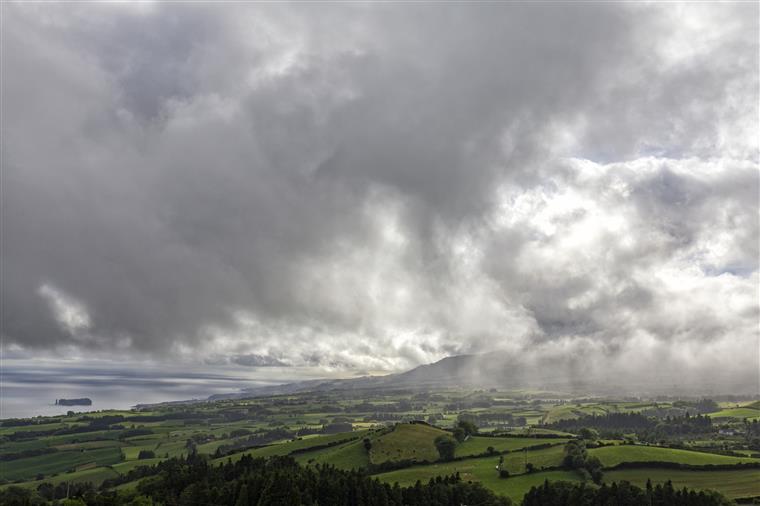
<box><xmin>2</xmin><ymin>2</ymin><xmax>758</xmax><ymax>389</ymax></box>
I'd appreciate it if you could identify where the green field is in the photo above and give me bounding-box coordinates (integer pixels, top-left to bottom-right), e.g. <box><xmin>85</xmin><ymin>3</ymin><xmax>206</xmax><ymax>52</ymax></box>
<box><xmin>0</xmin><ymin>447</ymin><xmax>122</xmax><ymax>481</ymax></box>
<box><xmin>455</xmin><ymin>436</ymin><xmax>568</xmax><ymax>458</ymax></box>
<box><xmin>295</xmin><ymin>439</ymin><xmax>370</xmax><ymax>469</ymax></box>
<box><xmin>0</xmin><ymin>466</ymin><xmax>119</xmax><ymax>491</ymax></box>
<box><xmin>211</xmin><ymin>430</ymin><xmax>365</xmax><ymax>463</ymax></box>
<box><xmin>375</xmin><ymin>444</ymin><xmax>566</xmax><ymax>486</ymax></box>
<box><xmin>484</xmin><ymin>470</ymin><xmax>584</xmax><ymax>503</ymax></box>
<box><xmin>53</xmin><ymin>440</ymin><xmax>123</xmax><ymax>451</ymax></box>
<box><xmin>369</xmin><ymin>423</ymin><xmax>447</xmax><ymax>464</ymax></box>
<box><xmin>111</xmin><ymin>458</ymin><xmax>163</xmax><ymax>474</ymax></box>
<box><xmin>589</xmin><ymin>445</ymin><xmax>760</xmax><ymax>467</ymax></box>
<box><xmin>376</xmin><ymin>451</ymin><xmax>577</xmax><ymax>503</ymax></box>
<box><xmin>707</xmin><ymin>407</ymin><xmax>760</xmax><ymax>420</ymax></box>
<box><xmin>604</xmin><ymin>468</ymin><xmax>760</xmax><ymax>499</ymax></box>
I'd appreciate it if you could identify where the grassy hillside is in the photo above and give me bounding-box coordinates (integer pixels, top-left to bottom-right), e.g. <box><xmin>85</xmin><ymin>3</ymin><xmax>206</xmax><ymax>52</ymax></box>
<box><xmin>604</xmin><ymin>468</ymin><xmax>760</xmax><ymax>500</ymax></box>
<box><xmin>455</xmin><ymin>436</ymin><xmax>568</xmax><ymax>458</ymax></box>
<box><xmin>369</xmin><ymin>423</ymin><xmax>448</xmax><ymax>464</ymax></box>
<box><xmin>375</xmin><ymin>445</ymin><xmax>566</xmax><ymax>486</ymax></box>
<box><xmin>707</xmin><ymin>407</ymin><xmax>760</xmax><ymax>420</ymax></box>
<box><xmin>0</xmin><ymin>466</ymin><xmax>119</xmax><ymax>491</ymax></box>
<box><xmin>0</xmin><ymin>447</ymin><xmax>122</xmax><ymax>481</ymax></box>
<box><xmin>295</xmin><ymin>439</ymin><xmax>370</xmax><ymax>470</ymax></box>
<box><xmin>589</xmin><ymin>445</ymin><xmax>760</xmax><ymax>467</ymax></box>
<box><xmin>211</xmin><ymin>430</ymin><xmax>365</xmax><ymax>464</ymax></box>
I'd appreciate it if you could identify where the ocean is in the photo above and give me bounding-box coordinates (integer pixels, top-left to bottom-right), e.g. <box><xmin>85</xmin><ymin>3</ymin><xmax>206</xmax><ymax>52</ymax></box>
<box><xmin>0</xmin><ymin>360</ymin><xmax>326</xmax><ymax>419</ymax></box>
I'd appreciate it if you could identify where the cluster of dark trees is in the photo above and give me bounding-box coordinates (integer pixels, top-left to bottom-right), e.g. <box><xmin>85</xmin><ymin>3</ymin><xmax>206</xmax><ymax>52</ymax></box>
<box><xmin>546</xmin><ymin>412</ymin><xmax>653</xmax><ymax>434</ymax></box>
<box><xmin>0</xmin><ymin>454</ymin><xmax>511</xmax><ymax>505</ymax></box>
<box><xmin>322</xmin><ymin>421</ymin><xmax>354</xmax><ymax>434</ymax></box>
<box><xmin>545</xmin><ymin>412</ymin><xmax>714</xmax><ymax>440</ymax></box>
<box><xmin>522</xmin><ymin>479</ymin><xmax>732</xmax><ymax>506</ymax></box>
<box><xmin>674</xmin><ymin>399</ymin><xmax>721</xmax><ymax>414</ymax></box>
<box><xmin>747</xmin><ymin>426</ymin><xmax>760</xmax><ymax>452</ymax></box>
<box><xmin>0</xmin><ymin>418</ymin><xmax>63</xmax><ymax>427</ymax></box>
<box><xmin>434</xmin><ymin>419</ymin><xmax>479</xmax><ymax>461</ymax></box>
<box><xmin>563</xmin><ymin>440</ymin><xmax>604</xmax><ymax>483</ymax></box>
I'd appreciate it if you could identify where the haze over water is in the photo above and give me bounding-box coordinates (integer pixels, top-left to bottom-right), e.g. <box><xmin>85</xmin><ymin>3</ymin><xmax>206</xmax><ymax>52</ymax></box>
<box><xmin>0</xmin><ymin>362</ymin><xmax>328</xmax><ymax>419</ymax></box>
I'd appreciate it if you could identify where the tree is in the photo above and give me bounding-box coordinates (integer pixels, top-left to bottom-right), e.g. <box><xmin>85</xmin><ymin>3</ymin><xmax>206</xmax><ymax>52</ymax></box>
<box><xmin>234</xmin><ymin>484</ymin><xmax>249</xmax><ymax>506</ymax></box>
<box><xmin>434</xmin><ymin>434</ymin><xmax>457</xmax><ymax>461</ymax></box>
<box><xmin>456</xmin><ymin>418</ymin><xmax>478</xmax><ymax>437</ymax></box>
<box><xmin>579</xmin><ymin>427</ymin><xmax>599</xmax><ymax>441</ymax></box>
<box><xmin>363</xmin><ymin>437</ymin><xmax>372</xmax><ymax>452</ymax></box>
<box><xmin>138</xmin><ymin>450</ymin><xmax>156</xmax><ymax>460</ymax></box>
<box><xmin>452</xmin><ymin>427</ymin><xmax>466</xmax><ymax>442</ymax></box>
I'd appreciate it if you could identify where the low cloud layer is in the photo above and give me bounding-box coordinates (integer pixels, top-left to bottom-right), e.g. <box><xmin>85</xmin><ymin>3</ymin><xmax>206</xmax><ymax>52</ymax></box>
<box><xmin>2</xmin><ymin>3</ymin><xmax>758</xmax><ymax>381</ymax></box>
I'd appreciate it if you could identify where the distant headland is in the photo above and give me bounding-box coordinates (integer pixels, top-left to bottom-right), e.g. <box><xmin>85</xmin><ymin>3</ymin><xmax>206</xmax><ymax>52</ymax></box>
<box><xmin>54</xmin><ymin>398</ymin><xmax>92</xmax><ymax>406</ymax></box>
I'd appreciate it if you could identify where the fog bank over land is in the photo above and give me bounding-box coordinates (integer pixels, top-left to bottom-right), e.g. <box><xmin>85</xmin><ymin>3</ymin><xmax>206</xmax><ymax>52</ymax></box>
<box><xmin>2</xmin><ymin>3</ymin><xmax>758</xmax><ymax>387</ymax></box>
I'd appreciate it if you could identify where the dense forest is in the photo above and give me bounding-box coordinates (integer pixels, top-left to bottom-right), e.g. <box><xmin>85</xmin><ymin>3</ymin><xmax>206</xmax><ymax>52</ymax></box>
<box><xmin>0</xmin><ymin>454</ymin><xmax>511</xmax><ymax>506</ymax></box>
<box><xmin>522</xmin><ymin>479</ymin><xmax>733</xmax><ymax>506</ymax></box>
<box><xmin>544</xmin><ymin>412</ymin><xmax>715</xmax><ymax>440</ymax></box>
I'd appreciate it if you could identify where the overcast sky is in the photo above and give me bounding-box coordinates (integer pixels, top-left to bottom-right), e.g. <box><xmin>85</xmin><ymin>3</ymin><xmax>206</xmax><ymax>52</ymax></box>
<box><xmin>2</xmin><ymin>2</ymin><xmax>758</xmax><ymax>381</ymax></box>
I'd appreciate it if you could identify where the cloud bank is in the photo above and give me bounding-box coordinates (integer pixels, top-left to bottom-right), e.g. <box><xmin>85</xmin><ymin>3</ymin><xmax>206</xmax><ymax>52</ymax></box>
<box><xmin>2</xmin><ymin>3</ymin><xmax>758</xmax><ymax>382</ymax></box>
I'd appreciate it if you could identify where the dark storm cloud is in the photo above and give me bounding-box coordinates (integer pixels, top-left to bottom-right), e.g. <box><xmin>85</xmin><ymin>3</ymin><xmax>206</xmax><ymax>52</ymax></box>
<box><xmin>1</xmin><ymin>3</ymin><xmax>757</xmax><ymax>376</ymax></box>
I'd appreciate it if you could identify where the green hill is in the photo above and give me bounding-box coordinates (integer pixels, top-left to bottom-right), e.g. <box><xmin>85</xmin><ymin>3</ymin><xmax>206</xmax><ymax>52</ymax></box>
<box><xmin>369</xmin><ymin>423</ymin><xmax>448</xmax><ymax>464</ymax></box>
<box><xmin>295</xmin><ymin>439</ymin><xmax>370</xmax><ymax>470</ymax></box>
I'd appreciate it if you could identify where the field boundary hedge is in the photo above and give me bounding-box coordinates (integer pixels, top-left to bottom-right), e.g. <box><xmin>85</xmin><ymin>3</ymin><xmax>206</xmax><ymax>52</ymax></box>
<box><xmin>606</xmin><ymin>461</ymin><xmax>760</xmax><ymax>471</ymax></box>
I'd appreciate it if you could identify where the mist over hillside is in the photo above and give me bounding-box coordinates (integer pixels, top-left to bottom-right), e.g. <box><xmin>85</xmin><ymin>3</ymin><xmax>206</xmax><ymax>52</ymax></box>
<box><xmin>212</xmin><ymin>352</ymin><xmax>757</xmax><ymax>400</ymax></box>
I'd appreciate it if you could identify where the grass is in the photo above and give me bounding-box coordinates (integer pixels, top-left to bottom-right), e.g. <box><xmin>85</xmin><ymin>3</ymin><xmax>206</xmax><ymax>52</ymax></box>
<box><xmin>112</xmin><ymin>458</ymin><xmax>163</xmax><ymax>474</ymax></box>
<box><xmin>506</xmin><ymin>428</ymin><xmax>575</xmax><ymax>437</ymax></box>
<box><xmin>53</xmin><ymin>440</ymin><xmax>123</xmax><ymax>451</ymax></box>
<box><xmin>604</xmin><ymin>468</ymin><xmax>760</xmax><ymax>499</ymax></box>
<box><xmin>211</xmin><ymin>430</ymin><xmax>366</xmax><ymax>464</ymax></box>
<box><xmin>375</xmin><ymin>448</ymin><xmax>575</xmax><ymax>502</ymax></box>
<box><xmin>0</xmin><ymin>447</ymin><xmax>123</xmax><ymax>481</ymax></box>
<box><xmin>589</xmin><ymin>445</ymin><xmax>760</xmax><ymax>467</ymax></box>
<box><xmin>0</xmin><ymin>466</ymin><xmax>119</xmax><ymax>490</ymax></box>
<box><xmin>455</xmin><ymin>436</ymin><xmax>568</xmax><ymax>458</ymax></box>
<box><xmin>295</xmin><ymin>439</ymin><xmax>370</xmax><ymax>470</ymax></box>
<box><xmin>489</xmin><ymin>470</ymin><xmax>583</xmax><ymax>503</ymax></box>
<box><xmin>369</xmin><ymin>423</ymin><xmax>448</xmax><ymax>464</ymax></box>
<box><xmin>0</xmin><ymin>422</ymin><xmax>67</xmax><ymax>436</ymax></box>
<box><xmin>0</xmin><ymin>439</ymin><xmax>49</xmax><ymax>454</ymax></box>
<box><xmin>374</xmin><ymin>445</ymin><xmax>566</xmax><ymax>486</ymax></box>
<box><xmin>707</xmin><ymin>408</ymin><xmax>760</xmax><ymax>420</ymax></box>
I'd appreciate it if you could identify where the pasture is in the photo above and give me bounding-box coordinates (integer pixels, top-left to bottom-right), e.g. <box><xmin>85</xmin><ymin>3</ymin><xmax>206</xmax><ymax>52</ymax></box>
<box><xmin>604</xmin><ymin>468</ymin><xmax>760</xmax><ymax>500</ymax></box>
<box><xmin>589</xmin><ymin>445</ymin><xmax>760</xmax><ymax>467</ymax></box>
